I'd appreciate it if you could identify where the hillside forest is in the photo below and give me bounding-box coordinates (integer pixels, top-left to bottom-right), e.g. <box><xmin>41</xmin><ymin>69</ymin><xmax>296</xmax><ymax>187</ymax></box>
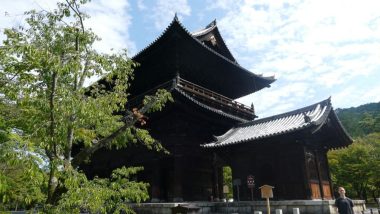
<box><xmin>329</xmin><ymin>102</ymin><xmax>380</xmax><ymax>203</ymax></box>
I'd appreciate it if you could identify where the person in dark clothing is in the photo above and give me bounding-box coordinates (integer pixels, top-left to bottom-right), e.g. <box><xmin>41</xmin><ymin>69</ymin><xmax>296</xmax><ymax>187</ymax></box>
<box><xmin>335</xmin><ymin>187</ymin><xmax>354</xmax><ymax>214</ymax></box>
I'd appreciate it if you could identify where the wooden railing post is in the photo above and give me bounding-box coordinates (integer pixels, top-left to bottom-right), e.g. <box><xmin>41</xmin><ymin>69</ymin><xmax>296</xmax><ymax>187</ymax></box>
<box><xmin>175</xmin><ymin>77</ymin><xmax>255</xmax><ymax>118</ymax></box>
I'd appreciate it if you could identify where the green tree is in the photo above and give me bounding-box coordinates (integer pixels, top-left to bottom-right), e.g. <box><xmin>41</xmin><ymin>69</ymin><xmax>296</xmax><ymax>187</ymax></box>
<box><xmin>359</xmin><ymin>133</ymin><xmax>380</xmax><ymax>203</ymax></box>
<box><xmin>0</xmin><ymin>0</ymin><xmax>172</xmax><ymax>212</ymax></box>
<box><xmin>328</xmin><ymin>133</ymin><xmax>380</xmax><ymax>201</ymax></box>
<box><xmin>223</xmin><ymin>166</ymin><xmax>233</xmax><ymax>199</ymax></box>
<box><xmin>0</xmin><ymin>138</ymin><xmax>46</xmax><ymax>211</ymax></box>
<box><xmin>359</xmin><ymin>113</ymin><xmax>380</xmax><ymax>135</ymax></box>
<box><xmin>332</xmin><ymin>103</ymin><xmax>380</xmax><ymax>203</ymax></box>
<box><xmin>0</xmin><ymin>102</ymin><xmax>46</xmax><ymax>211</ymax></box>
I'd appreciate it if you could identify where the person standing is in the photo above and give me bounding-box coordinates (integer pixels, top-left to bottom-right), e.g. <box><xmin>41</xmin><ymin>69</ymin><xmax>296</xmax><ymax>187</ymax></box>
<box><xmin>335</xmin><ymin>187</ymin><xmax>354</xmax><ymax>214</ymax></box>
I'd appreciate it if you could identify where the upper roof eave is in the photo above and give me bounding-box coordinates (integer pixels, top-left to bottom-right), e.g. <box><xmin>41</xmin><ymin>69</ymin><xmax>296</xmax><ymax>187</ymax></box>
<box><xmin>132</xmin><ymin>16</ymin><xmax>275</xmax><ymax>88</ymax></box>
<box><xmin>191</xmin><ymin>19</ymin><xmax>217</xmax><ymax>36</ymax></box>
<box><xmin>241</xmin><ymin>97</ymin><xmax>332</xmax><ymax>128</ymax></box>
<box><xmin>192</xmin><ymin>20</ymin><xmax>238</xmax><ymax>63</ymax></box>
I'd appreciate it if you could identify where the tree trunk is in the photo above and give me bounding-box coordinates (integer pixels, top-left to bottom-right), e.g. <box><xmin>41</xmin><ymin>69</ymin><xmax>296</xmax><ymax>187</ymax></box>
<box><xmin>46</xmin><ymin>71</ymin><xmax>58</xmax><ymax>204</ymax></box>
<box><xmin>46</xmin><ymin>161</ymin><xmax>57</xmax><ymax>204</ymax></box>
<box><xmin>65</xmin><ymin>120</ymin><xmax>74</xmax><ymax>169</ymax></box>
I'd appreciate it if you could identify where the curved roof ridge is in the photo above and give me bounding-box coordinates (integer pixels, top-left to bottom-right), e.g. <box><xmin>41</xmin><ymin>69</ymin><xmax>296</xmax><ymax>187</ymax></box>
<box><xmin>307</xmin><ymin>104</ymin><xmax>321</xmax><ymax>118</ymax></box>
<box><xmin>240</xmin><ymin>97</ymin><xmax>332</xmax><ymax>128</ymax></box>
<box><xmin>187</xmin><ymin>23</ymin><xmax>275</xmax><ymax>82</ymax></box>
<box><xmin>311</xmin><ymin>105</ymin><xmax>328</xmax><ymax>123</ymax></box>
<box><xmin>208</xmin><ymin>22</ymin><xmax>238</xmax><ymax>63</ymax></box>
<box><xmin>132</xmin><ymin>17</ymin><xmax>179</xmax><ymax>59</ymax></box>
<box><xmin>213</xmin><ymin>128</ymin><xmax>238</xmax><ymax>142</ymax></box>
<box><xmin>192</xmin><ymin>19</ymin><xmax>238</xmax><ymax>64</ymax></box>
<box><xmin>191</xmin><ymin>20</ymin><xmax>217</xmax><ymax>36</ymax></box>
<box><xmin>133</xmin><ymin>16</ymin><xmax>275</xmax><ymax>83</ymax></box>
<box><xmin>203</xmin><ymin>97</ymin><xmax>333</xmax><ymax>148</ymax></box>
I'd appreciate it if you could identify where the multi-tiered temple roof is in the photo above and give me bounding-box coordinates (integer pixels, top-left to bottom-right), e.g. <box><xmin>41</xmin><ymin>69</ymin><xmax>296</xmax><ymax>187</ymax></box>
<box><xmin>130</xmin><ymin>16</ymin><xmax>275</xmax><ymax>99</ymax></box>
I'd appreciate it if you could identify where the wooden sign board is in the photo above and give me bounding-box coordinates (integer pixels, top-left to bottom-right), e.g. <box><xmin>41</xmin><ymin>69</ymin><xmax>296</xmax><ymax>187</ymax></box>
<box><xmin>223</xmin><ymin>185</ymin><xmax>229</xmax><ymax>194</ymax></box>
<box><xmin>259</xmin><ymin>185</ymin><xmax>274</xmax><ymax>198</ymax></box>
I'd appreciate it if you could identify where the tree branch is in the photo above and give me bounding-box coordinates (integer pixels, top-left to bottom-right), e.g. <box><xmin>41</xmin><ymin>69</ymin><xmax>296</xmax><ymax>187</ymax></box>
<box><xmin>71</xmin><ymin>97</ymin><xmax>157</xmax><ymax>168</ymax></box>
<box><xmin>78</xmin><ymin>54</ymin><xmax>89</xmax><ymax>89</ymax></box>
<box><xmin>65</xmin><ymin>0</ymin><xmax>85</xmax><ymax>34</ymax></box>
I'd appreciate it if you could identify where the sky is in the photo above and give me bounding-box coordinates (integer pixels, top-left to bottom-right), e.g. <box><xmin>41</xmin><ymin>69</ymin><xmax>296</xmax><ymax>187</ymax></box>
<box><xmin>1</xmin><ymin>0</ymin><xmax>380</xmax><ymax>118</ymax></box>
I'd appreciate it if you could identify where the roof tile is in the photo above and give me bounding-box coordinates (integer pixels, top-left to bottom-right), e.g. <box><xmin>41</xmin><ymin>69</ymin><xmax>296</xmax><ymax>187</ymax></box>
<box><xmin>203</xmin><ymin>98</ymin><xmax>333</xmax><ymax>148</ymax></box>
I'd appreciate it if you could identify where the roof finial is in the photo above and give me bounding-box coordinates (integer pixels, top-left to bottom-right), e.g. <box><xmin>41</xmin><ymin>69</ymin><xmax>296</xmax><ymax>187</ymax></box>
<box><xmin>173</xmin><ymin>73</ymin><xmax>180</xmax><ymax>88</ymax></box>
<box><xmin>174</xmin><ymin>12</ymin><xmax>179</xmax><ymax>21</ymax></box>
<box><xmin>206</xmin><ymin>19</ymin><xmax>217</xmax><ymax>28</ymax></box>
<box><xmin>303</xmin><ymin>112</ymin><xmax>311</xmax><ymax>123</ymax></box>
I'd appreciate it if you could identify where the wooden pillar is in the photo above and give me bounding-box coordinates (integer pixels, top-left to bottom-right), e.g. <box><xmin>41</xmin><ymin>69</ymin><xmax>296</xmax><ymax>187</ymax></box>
<box><xmin>151</xmin><ymin>159</ymin><xmax>161</xmax><ymax>202</ymax></box>
<box><xmin>212</xmin><ymin>164</ymin><xmax>219</xmax><ymax>200</ymax></box>
<box><xmin>314</xmin><ymin>150</ymin><xmax>325</xmax><ymax>199</ymax></box>
<box><xmin>217</xmin><ymin>166</ymin><xmax>224</xmax><ymax>200</ymax></box>
<box><xmin>173</xmin><ymin>155</ymin><xmax>183</xmax><ymax>202</ymax></box>
<box><xmin>212</xmin><ymin>152</ymin><xmax>219</xmax><ymax>201</ymax></box>
<box><xmin>303</xmin><ymin>146</ymin><xmax>313</xmax><ymax>200</ymax></box>
<box><xmin>325</xmin><ymin>148</ymin><xmax>335</xmax><ymax>199</ymax></box>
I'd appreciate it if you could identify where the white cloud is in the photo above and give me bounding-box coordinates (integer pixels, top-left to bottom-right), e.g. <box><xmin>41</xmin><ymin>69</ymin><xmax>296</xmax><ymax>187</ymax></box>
<box><xmin>332</xmin><ymin>86</ymin><xmax>379</xmax><ymax>110</ymax></box>
<box><xmin>206</xmin><ymin>0</ymin><xmax>240</xmax><ymax>11</ymax></box>
<box><xmin>0</xmin><ymin>0</ymin><xmax>57</xmax><ymax>41</ymax></box>
<box><xmin>238</xmin><ymin>81</ymin><xmax>316</xmax><ymax>117</ymax></box>
<box><xmin>362</xmin><ymin>86</ymin><xmax>380</xmax><ymax>105</ymax></box>
<box><xmin>1</xmin><ymin>0</ymin><xmax>135</xmax><ymax>55</ymax></box>
<box><xmin>137</xmin><ymin>0</ymin><xmax>147</xmax><ymax>11</ymax></box>
<box><xmin>1</xmin><ymin>0</ymin><xmax>136</xmax><ymax>87</ymax></box>
<box><xmin>211</xmin><ymin>0</ymin><xmax>380</xmax><ymax>116</ymax></box>
<box><xmin>151</xmin><ymin>0</ymin><xmax>191</xmax><ymax>29</ymax></box>
<box><xmin>2</xmin><ymin>0</ymin><xmax>379</xmax><ymax>116</ymax></box>
<box><xmin>82</xmin><ymin>0</ymin><xmax>136</xmax><ymax>54</ymax></box>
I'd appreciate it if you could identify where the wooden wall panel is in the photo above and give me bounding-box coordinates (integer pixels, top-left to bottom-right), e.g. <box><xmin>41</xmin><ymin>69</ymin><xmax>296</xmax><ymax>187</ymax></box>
<box><xmin>322</xmin><ymin>182</ymin><xmax>332</xmax><ymax>199</ymax></box>
<box><xmin>310</xmin><ymin>181</ymin><xmax>321</xmax><ymax>199</ymax></box>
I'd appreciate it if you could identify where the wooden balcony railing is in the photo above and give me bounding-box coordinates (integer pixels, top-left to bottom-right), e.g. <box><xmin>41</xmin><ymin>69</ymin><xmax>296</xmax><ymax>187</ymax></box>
<box><xmin>127</xmin><ymin>76</ymin><xmax>256</xmax><ymax>119</ymax></box>
<box><xmin>175</xmin><ymin>77</ymin><xmax>255</xmax><ymax>117</ymax></box>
